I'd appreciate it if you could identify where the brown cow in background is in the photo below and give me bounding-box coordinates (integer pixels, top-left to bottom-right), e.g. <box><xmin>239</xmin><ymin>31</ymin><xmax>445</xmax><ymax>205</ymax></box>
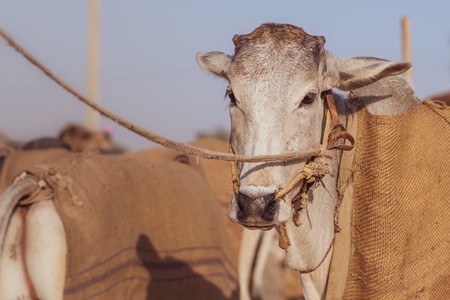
<box><xmin>1</xmin><ymin>123</ymin><xmax>125</xmax><ymax>154</ymax></box>
<box><xmin>0</xmin><ymin>123</ymin><xmax>125</xmax><ymax>185</ymax></box>
<box><xmin>57</xmin><ymin>123</ymin><xmax>125</xmax><ymax>153</ymax></box>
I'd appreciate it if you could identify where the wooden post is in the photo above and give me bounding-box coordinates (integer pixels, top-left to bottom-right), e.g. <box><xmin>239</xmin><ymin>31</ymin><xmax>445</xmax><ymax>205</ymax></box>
<box><xmin>86</xmin><ymin>0</ymin><xmax>101</xmax><ymax>130</ymax></box>
<box><xmin>401</xmin><ymin>17</ymin><xmax>413</xmax><ymax>85</ymax></box>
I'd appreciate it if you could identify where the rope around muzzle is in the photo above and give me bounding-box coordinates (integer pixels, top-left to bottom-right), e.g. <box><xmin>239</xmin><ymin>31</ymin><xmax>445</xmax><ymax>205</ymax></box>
<box><xmin>230</xmin><ymin>146</ymin><xmax>333</xmax><ymax>225</ymax></box>
<box><xmin>230</xmin><ymin>91</ymin><xmax>350</xmax><ymax>208</ymax></box>
<box><xmin>229</xmin><ymin>145</ymin><xmax>333</xmax><ymax>199</ymax></box>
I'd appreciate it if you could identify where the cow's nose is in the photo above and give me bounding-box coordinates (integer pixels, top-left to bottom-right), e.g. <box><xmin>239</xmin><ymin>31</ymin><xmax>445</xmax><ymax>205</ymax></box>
<box><xmin>235</xmin><ymin>192</ymin><xmax>277</xmax><ymax>222</ymax></box>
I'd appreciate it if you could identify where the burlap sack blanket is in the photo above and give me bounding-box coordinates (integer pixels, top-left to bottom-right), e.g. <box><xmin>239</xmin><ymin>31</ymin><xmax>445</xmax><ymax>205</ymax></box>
<box><xmin>128</xmin><ymin>139</ymin><xmax>242</xmax><ymax>252</ymax></box>
<box><xmin>328</xmin><ymin>100</ymin><xmax>450</xmax><ymax>299</ymax></box>
<box><xmin>22</xmin><ymin>152</ymin><xmax>238</xmax><ymax>299</ymax></box>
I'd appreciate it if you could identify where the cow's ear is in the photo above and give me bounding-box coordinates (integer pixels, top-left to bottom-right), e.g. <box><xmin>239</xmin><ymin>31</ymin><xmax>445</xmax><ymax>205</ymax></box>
<box><xmin>196</xmin><ymin>51</ymin><xmax>232</xmax><ymax>79</ymax></box>
<box><xmin>335</xmin><ymin>57</ymin><xmax>411</xmax><ymax>91</ymax></box>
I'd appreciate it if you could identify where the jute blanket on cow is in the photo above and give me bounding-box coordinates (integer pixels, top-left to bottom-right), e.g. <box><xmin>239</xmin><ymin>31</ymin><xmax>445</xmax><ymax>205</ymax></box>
<box><xmin>128</xmin><ymin>139</ymin><xmax>242</xmax><ymax>252</ymax></box>
<box><xmin>21</xmin><ymin>152</ymin><xmax>238</xmax><ymax>299</ymax></box>
<box><xmin>328</xmin><ymin>100</ymin><xmax>450</xmax><ymax>299</ymax></box>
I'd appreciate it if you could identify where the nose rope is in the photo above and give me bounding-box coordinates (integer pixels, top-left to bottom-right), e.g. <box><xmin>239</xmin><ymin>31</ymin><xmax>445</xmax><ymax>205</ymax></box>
<box><xmin>229</xmin><ymin>92</ymin><xmax>337</xmax><ymax>199</ymax></box>
<box><xmin>229</xmin><ymin>146</ymin><xmax>240</xmax><ymax>195</ymax></box>
<box><xmin>229</xmin><ymin>91</ymin><xmax>352</xmax><ymax>207</ymax></box>
<box><xmin>229</xmin><ymin>107</ymin><xmax>333</xmax><ymax>199</ymax></box>
<box><xmin>229</xmin><ymin>102</ymin><xmax>334</xmax><ymax>196</ymax></box>
<box><xmin>275</xmin><ymin>164</ymin><xmax>313</xmax><ymax>199</ymax></box>
<box><xmin>289</xmin><ymin>104</ymin><xmax>333</xmax><ymax>226</ymax></box>
<box><xmin>228</xmin><ymin>148</ymin><xmax>327</xmax><ymax>199</ymax></box>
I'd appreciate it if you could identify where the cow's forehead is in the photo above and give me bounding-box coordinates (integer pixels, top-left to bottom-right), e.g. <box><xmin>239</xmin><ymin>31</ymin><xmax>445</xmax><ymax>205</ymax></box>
<box><xmin>232</xmin><ymin>23</ymin><xmax>311</xmax><ymax>50</ymax></box>
<box><xmin>229</xmin><ymin>23</ymin><xmax>323</xmax><ymax>80</ymax></box>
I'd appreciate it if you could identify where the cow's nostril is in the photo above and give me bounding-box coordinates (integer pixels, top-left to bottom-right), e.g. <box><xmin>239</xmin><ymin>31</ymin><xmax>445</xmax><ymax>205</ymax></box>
<box><xmin>236</xmin><ymin>210</ymin><xmax>245</xmax><ymax>221</ymax></box>
<box><xmin>235</xmin><ymin>191</ymin><xmax>276</xmax><ymax>222</ymax></box>
<box><xmin>236</xmin><ymin>196</ymin><xmax>244</xmax><ymax>212</ymax></box>
<box><xmin>263</xmin><ymin>200</ymin><xmax>277</xmax><ymax>221</ymax></box>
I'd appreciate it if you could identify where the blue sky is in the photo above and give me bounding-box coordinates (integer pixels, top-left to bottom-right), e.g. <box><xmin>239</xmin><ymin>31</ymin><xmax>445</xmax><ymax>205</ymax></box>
<box><xmin>1</xmin><ymin>1</ymin><xmax>449</xmax><ymax>150</ymax></box>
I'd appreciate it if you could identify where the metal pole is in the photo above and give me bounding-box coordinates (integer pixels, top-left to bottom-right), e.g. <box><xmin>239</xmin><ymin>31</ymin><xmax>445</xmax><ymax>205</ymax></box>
<box><xmin>401</xmin><ymin>17</ymin><xmax>413</xmax><ymax>85</ymax></box>
<box><xmin>86</xmin><ymin>0</ymin><xmax>101</xmax><ymax>130</ymax></box>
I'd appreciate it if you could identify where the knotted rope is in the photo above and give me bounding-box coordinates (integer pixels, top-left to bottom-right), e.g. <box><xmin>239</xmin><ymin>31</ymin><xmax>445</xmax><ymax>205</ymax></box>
<box><xmin>229</xmin><ymin>144</ymin><xmax>332</xmax><ymax>197</ymax></box>
<box><xmin>229</xmin><ymin>103</ymin><xmax>334</xmax><ymax>203</ymax></box>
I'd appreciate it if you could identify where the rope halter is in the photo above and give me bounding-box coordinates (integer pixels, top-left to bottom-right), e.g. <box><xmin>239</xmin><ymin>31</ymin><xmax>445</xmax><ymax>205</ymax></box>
<box><xmin>229</xmin><ymin>91</ymin><xmax>354</xmax><ymax>216</ymax></box>
<box><xmin>229</xmin><ymin>91</ymin><xmax>355</xmax><ymax>271</ymax></box>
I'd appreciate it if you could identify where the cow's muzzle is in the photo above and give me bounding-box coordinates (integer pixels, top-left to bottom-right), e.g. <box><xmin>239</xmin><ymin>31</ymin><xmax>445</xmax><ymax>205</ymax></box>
<box><xmin>235</xmin><ymin>191</ymin><xmax>277</xmax><ymax>230</ymax></box>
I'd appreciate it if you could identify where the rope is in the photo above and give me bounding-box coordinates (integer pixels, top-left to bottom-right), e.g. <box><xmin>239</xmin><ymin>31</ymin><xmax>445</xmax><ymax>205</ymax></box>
<box><xmin>275</xmin><ymin>105</ymin><xmax>335</xmax><ymax>201</ymax></box>
<box><xmin>323</xmin><ymin>108</ymin><xmax>332</xmax><ymax>147</ymax></box>
<box><xmin>229</xmin><ymin>146</ymin><xmax>240</xmax><ymax>194</ymax></box>
<box><xmin>275</xmin><ymin>163</ymin><xmax>314</xmax><ymax>199</ymax></box>
<box><xmin>0</xmin><ymin>27</ymin><xmax>332</xmax><ymax>163</ymax></box>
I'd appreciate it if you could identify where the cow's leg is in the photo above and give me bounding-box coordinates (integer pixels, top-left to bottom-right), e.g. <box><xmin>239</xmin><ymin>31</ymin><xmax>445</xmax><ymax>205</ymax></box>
<box><xmin>252</xmin><ymin>229</ymin><xmax>283</xmax><ymax>299</ymax></box>
<box><xmin>25</xmin><ymin>200</ymin><xmax>67</xmax><ymax>300</ymax></box>
<box><xmin>239</xmin><ymin>228</ymin><xmax>263</xmax><ymax>300</ymax></box>
<box><xmin>251</xmin><ymin>230</ymin><xmax>272</xmax><ymax>299</ymax></box>
<box><xmin>300</xmin><ymin>245</ymin><xmax>333</xmax><ymax>300</ymax></box>
<box><xmin>0</xmin><ymin>207</ymin><xmax>33</xmax><ymax>299</ymax></box>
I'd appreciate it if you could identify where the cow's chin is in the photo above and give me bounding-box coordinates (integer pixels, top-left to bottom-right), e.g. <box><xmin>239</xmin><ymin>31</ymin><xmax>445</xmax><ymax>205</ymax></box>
<box><xmin>240</xmin><ymin>224</ymin><xmax>276</xmax><ymax>231</ymax></box>
<box><xmin>227</xmin><ymin>195</ymin><xmax>292</xmax><ymax>229</ymax></box>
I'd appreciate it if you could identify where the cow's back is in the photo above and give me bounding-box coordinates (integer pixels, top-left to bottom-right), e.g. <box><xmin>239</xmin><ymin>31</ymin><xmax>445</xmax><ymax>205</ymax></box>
<box><xmin>22</xmin><ymin>152</ymin><xmax>238</xmax><ymax>299</ymax></box>
<box><xmin>126</xmin><ymin>138</ymin><xmax>242</xmax><ymax>252</ymax></box>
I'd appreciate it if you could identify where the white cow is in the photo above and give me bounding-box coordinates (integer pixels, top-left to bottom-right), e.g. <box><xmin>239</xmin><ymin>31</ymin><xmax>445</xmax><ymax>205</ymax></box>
<box><xmin>196</xmin><ymin>23</ymin><xmax>423</xmax><ymax>299</ymax></box>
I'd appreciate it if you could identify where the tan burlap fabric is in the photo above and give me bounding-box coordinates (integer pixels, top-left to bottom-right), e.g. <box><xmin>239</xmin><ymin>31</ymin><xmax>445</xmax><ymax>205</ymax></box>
<box><xmin>189</xmin><ymin>139</ymin><xmax>244</xmax><ymax>252</ymax></box>
<box><xmin>329</xmin><ymin>100</ymin><xmax>450</xmax><ymax>299</ymax></box>
<box><xmin>127</xmin><ymin>139</ymin><xmax>243</xmax><ymax>252</ymax></box>
<box><xmin>0</xmin><ymin>148</ymin><xmax>68</xmax><ymax>194</ymax></box>
<box><xmin>21</xmin><ymin>152</ymin><xmax>238</xmax><ymax>299</ymax></box>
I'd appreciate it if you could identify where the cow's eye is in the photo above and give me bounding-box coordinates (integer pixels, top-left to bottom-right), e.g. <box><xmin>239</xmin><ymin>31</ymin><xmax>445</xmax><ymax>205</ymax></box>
<box><xmin>227</xmin><ymin>91</ymin><xmax>237</xmax><ymax>106</ymax></box>
<box><xmin>301</xmin><ymin>93</ymin><xmax>316</xmax><ymax>106</ymax></box>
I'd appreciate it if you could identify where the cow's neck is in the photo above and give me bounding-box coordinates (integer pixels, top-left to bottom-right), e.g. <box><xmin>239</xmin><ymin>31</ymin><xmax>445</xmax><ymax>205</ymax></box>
<box><xmin>281</xmin><ymin>97</ymin><xmax>345</xmax><ymax>299</ymax></box>
<box><xmin>284</xmin><ymin>151</ymin><xmax>339</xmax><ymax>299</ymax></box>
